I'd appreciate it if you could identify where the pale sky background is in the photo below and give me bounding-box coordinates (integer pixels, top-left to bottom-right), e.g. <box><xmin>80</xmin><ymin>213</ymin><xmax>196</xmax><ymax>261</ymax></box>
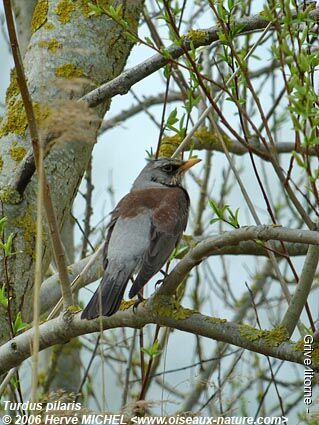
<box><xmin>0</xmin><ymin>1</ymin><xmax>317</xmax><ymax>420</ymax></box>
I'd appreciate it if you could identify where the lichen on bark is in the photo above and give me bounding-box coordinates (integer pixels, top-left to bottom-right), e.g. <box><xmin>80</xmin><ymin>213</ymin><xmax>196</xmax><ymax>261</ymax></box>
<box><xmin>9</xmin><ymin>141</ymin><xmax>27</xmax><ymax>162</ymax></box>
<box><xmin>31</xmin><ymin>0</ymin><xmax>48</xmax><ymax>33</ymax></box>
<box><xmin>54</xmin><ymin>64</ymin><xmax>84</xmax><ymax>79</ymax></box>
<box><xmin>38</xmin><ymin>38</ymin><xmax>61</xmax><ymax>53</ymax></box>
<box><xmin>0</xmin><ymin>0</ymin><xmax>145</xmax><ymax>344</ymax></box>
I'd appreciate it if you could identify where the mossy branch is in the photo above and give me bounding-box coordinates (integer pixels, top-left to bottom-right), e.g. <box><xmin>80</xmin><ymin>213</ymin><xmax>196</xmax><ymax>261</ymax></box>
<box><xmin>0</xmin><ymin>303</ymin><xmax>315</xmax><ymax>378</ymax></box>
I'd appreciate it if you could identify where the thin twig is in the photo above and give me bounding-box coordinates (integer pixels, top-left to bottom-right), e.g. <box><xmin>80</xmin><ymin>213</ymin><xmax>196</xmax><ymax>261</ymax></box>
<box><xmin>245</xmin><ymin>282</ymin><xmax>285</xmax><ymax>416</ymax></box>
<box><xmin>81</xmin><ymin>8</ymin><xmax>319</xmax><ymax>107</ymax></box>
<box><xmin>75</xmin><ymin>335</ymin><xmax>101</xmax><ymax>402</ymax></box>
<box><xmin>0</xmin><ymin>367</ymin><xmax>16</xmax><ymax>397</ymax></box>
<box><xmin>81</xmin><ymin>158</ymin><xmax>94</xmax><ymax>259</ymax></box>
<box><xmin>172</xmin><ymin>22</ymin><xmax>273</xmax><ymax>158</ymax></box>
<box><xmin>122</xmin><ymin>329</ymin><xmax>137</xmax><ymax>408</ymax></box>
<box><xmin>47</xmin><ymin>244</ymin><xmax>103</xmax><ymax>320</ymax></box>
<box><xmin>3</xmin><ymin>0</ymin><xmax>44</xmax><ymax>403</ymax></box>
<box><xmin>99</xmin><ymin>92</ymin><xmax>182</xmax><ymax>133</ymax></box>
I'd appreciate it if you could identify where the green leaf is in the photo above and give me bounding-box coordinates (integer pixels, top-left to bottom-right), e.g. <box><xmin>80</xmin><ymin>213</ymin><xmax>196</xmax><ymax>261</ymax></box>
<box><xmin>227</xmin><ymin>0</ymin><xmax>235</xmax><ymax>11</ymax></box>
<box><xmin>141</xmin><ymin>339</ymin><xmax>162</xmax><ymax>358</ymax></box>
<box><xmin>87</xmin><ymin>3</ymin><xmax>103</xmax><ymax>17</ymax></box>
<box><xmin>209</xmin><ymin>200</ymin><xmax>240</xmax><ymax>228</ymax></box>
<box><xmin>124</xmin><ymin>31</ymin><xmax>138</xmax><ymax>43</ymax></box>
<box><xmin>163</xmin><ymin>65</ymin><xmax>171</xmax><ymax>79</ymax></box>
<box><xmin>308</xmin><ymin>137</ymin><xmax>319</xmax><ymax>146</ymax></box>
<box><xmin>4</xmin><ymin>233</ymin><xmax>14</xmax><ymax>257</ymax></box>
<box><xmin>292</xmin><ymin>150</ymin><xmax>305</xmax><ymax>167</ymax></box>
<box><xmin>145</xmin><ymin>147</ymin><xmax>154</xmax><ymax>158</ymax></box>
<box><xmin>0</xmin><ymin>217</ymin><xmax>7</xmax><ymax>234</ymax></box>
<box><xmin>228</xmin><ymin>207</ymin><xmax>240</xmax><ymax>228</ymax></box>
<box><xmin>166</xmin><ymin>108</ymin><xmax>178</xmax><ymax>126</ymax></box>
<box><xmin>159</xmin><ymin>47</ymin><xmax>172</xmax><ymax>60</ymax></box>
<box><xmin>298</xmin><ymin>52</ymin><xmax>310</xmax><ymax>72</ymax></box>
<box><xmin>144</xmin><ymin>37</ymin><xmax>154</xmax><ymax>47</ymax></box>
<box><xmin>170</xmin><ymin>245</ymin><xmax>188</xmax><ymax>261</ymax></box>
<box><xmin>0</xmin><ymin>284</ymin><xmax>8</xmax><ymax>308</ymax></box>
<box><xmin>13</xmin><ymin>312</ymin><xmax>27</xmax><ymax>334</ymax></box>
<box><xmin>209</xmin><ymin>200</ymin><xmax>228</xmax><ymax>220</ymax></box>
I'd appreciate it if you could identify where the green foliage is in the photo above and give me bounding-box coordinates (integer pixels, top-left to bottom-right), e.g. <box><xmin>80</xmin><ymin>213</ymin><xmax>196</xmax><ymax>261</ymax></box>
<box><xmin>0</xmin><ymin>217</ymin><xmax>7</xmax><ymax>234</ymax></box>
<box><xmin>141</xmin><ymin>339</ymin><xmax>162</xmax><ymax>358</ymax></box>
<box><xmin>0</xmin><ymin>232</ymin><xmax>14</xmax><ymax>258</ymax></box>
<box><xmin>0</xmin><ymin>284</ymin><xmax>8</xmax><ymax>308</ymax></box>
<box><xmin>165</xmin><ymin>108</ymin><xmax>186</xmax><ymax>139</ymax></box>
<box><xmin>0</xmin><ymin>216</ymin><xmax>19</xmax><ymax>258</ymax></box>
<box><xmin>87</xmin><ymin>2</ymin><xmax>103</xmax><ymax>17</ymax></box>
<box><xmin>170</xmin><ymin>245</ymin><xmax>188</xmax><ymax>261</ymax></box>
<box><xmin>145</xmin><ymin>147</ymin><xmax>154</xmax><ymax>158</ymax></box>
<box><xmin>12</xmin><ymin>312</ymin><xmax>27</xmax><ymax>334</ymax></box>
<box><xmin>209</xmin><ymin>200</ymin><xmax>240</xmax><ymax>228</ymax></box>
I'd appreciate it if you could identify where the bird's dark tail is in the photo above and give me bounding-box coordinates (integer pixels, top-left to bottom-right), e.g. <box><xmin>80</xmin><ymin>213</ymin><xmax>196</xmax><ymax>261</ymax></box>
<box><xmin>81</xmin><ymin>269</ymin><xmax>131</xmax><ymax>319</ymax></box>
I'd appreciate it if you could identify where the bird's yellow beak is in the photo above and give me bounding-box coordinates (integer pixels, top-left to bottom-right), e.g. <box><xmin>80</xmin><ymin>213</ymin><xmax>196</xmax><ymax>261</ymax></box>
<box><xmin>179</xmin><ymin>157</ymin><xmax>201</xmax><ymax>171</ymax></box>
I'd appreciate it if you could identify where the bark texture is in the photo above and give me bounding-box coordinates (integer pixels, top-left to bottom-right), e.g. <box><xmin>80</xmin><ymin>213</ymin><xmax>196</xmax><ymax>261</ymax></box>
<box><xmin>0</xmin><ymin>0</ymin><xmax>144</xmax><ymax>344</ymax></box>
<box><xmin>12</xmin><ymin>0</ymin><xmax>38</xmax><ymax>57</ymax></box>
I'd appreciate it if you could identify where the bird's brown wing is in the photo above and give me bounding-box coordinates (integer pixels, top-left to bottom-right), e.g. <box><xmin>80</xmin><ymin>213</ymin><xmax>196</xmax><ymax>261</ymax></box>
<box><xmin>129</xmin><ymin>187</ymin><xmax>189</xmax><ymax>298</ymax></box>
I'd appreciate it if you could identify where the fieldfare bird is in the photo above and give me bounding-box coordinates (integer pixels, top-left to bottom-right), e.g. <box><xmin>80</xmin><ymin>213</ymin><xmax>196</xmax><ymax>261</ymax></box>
<box><xmin>81</xmin><ymin>157</ymin><xmax>201</xmax><ymax>319</ymax></box>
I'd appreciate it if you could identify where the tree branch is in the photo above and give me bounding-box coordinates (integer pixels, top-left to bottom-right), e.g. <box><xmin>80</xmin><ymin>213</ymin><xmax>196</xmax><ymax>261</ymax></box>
<box><xmin>99</xmin><ymin>92</ymin><xmax>183</xmax><ymax>133</ymax></box>
<box><xmin>157</xmin><ymin>225</ymin><xmax>319</xmax><ymax>296</ymax></box>
<box><xmin>191</xmin><ymin>136</ymin><xmax>319</xmax><ymax>158</ymax></box>
<box><xmin>4</xmin><ymin>225</ymin><xmax>318</xmax><ymax>377</ymax></box>
<box><xmin>81</xmin><ymin>8</ymin><xmax>319</xmax><ymax>107</ymax></box>
<box><xmin>39</xmin><ymin>225</ymin><xmax>318</xmax><ymax>320</ymax></box>
<box><xmin>281</xmin><ymin>244</ymin><xmax>319</xmax><ymax>336</ymax></box>
<box><xmin>10</xmin><ymin>8</ymin><xmax>319</xmax><ymax>196</ymax></box>
<box><xmin>0</xmin><ymin>304</ymin><xmax>313</xmax><ymax>376</ymax></box>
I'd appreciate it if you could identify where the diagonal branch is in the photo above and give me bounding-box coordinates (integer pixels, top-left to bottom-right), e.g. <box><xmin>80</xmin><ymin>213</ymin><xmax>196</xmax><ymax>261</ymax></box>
<box><xmin>281</xmin><ymin>244</ymin><xmax>319</xmax><ymax>336</ymax></box>
<box><xmin>157</xmin><ymin>225</ymin><xmax>319</xmax><ymax>296</ymax></box>
<box><xmin>81</xmin><ymin>8</ymin><xmax>319</xmax><ymax>107</ymax></box>
<box><xmin>10</xmin><ymin>8</ymin><xmax>319</xmax><ymax>196</ymax></box>
<box><xmin>99</xmin><ymin>91</ymin><xmax>183</xmax><ymax>133</ymax></box>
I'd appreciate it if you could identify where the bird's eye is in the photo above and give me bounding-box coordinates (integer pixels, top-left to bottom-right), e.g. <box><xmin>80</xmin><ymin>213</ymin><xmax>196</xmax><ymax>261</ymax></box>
<box><xmin>162</xmin><ymin>164</ymin><xmax>174</xmax><ymax>173</ymax></box>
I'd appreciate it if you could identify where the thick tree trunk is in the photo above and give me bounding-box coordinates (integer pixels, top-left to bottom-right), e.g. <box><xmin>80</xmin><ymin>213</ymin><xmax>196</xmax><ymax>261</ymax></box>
<box><xmin>12</xmin><ymin>0</ymin><xmax>38</xmax><ymax>56</ymax></box>
<box><xmin>0</xmin><ymin>0</ymin><xmax>144</xmax><ymax>344</ymax></box>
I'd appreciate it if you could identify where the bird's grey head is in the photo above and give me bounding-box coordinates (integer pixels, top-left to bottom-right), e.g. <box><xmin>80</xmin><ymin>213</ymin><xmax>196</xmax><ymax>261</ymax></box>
<box><xmin>131</xmin><ymin>157</ymin><xmax>201</xmax><ymax>190</ymax></box>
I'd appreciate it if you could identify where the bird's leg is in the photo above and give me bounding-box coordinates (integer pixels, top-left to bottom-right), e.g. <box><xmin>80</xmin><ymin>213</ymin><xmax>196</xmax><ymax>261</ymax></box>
<box><xmin>154</xmin><ymin>269</ymin><xmax>169</xmax><ymax>289</ymax></box>
<box><xmin>160</xmin><ymin>269</ymin><xmax>169</xmax><ymax>278</ymax></box>
<box><xmin>131</xmin><ymin>277</ymin><xmax>144</xmax><ymax>314</ymax></box>
<box><xmin>133</xmin><ymin>292</ymin><xmax>145</xmax><ymax>314</ymax></box>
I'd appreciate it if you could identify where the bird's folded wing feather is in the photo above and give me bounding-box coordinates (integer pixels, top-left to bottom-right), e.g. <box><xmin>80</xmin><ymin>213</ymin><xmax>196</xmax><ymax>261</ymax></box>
<box><xmin>102</xmin><ymin>208</ymin><xmax>120</xmax><ymax>269</ymax></box>
<box><xmin>129</xmin><ymin>188</ymin><xmax>189</xmax><ymax>298</ymax></box>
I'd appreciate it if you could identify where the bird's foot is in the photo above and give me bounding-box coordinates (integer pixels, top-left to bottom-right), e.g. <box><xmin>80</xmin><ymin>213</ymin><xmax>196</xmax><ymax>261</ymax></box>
<box><xmin>155</xmin><ymin>270</ymin><xmax>168</xmax><ymax>289</ymax></box>
<box><xmin>133</xmin><ymin>293</ymin><xmax>145</xmax><ymax>314</ymax></box>
<box><xmin>154</xmin><ymin>278</ymin><xmax>164</xmax><ymax>289</ymax></box>
<box><xmin>160</xmin><ymin>269</ymin><xmax>169</xmax><ymax>278</ymax></box>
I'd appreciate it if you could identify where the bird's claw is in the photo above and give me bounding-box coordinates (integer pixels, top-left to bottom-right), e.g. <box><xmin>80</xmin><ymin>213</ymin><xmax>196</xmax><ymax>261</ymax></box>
<box><xmin>133</xmin><ymin>293</ymin><xmax>145</xmax><ymax>314</ymax></box>
<box><xmin>160</xmin><ymin>269</ymin><xmax>169</xmax><ymax>278</ymax></box>
<box><xmin>155</xmin><ymin>269</ymin><xmax>169</xmax><ymax>289</ymax></box>
<box><xmin>154</xmin><ymin>278</ymin><xmax>164</xmax><ymax>289</ymax></box>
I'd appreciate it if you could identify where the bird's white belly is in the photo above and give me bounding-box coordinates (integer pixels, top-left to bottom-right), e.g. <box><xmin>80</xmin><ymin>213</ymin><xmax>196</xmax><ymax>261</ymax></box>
<box><xmin>107</xmin><ymin>214</ymin><xmax>151</xmax><ymax>272</ymax></box>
